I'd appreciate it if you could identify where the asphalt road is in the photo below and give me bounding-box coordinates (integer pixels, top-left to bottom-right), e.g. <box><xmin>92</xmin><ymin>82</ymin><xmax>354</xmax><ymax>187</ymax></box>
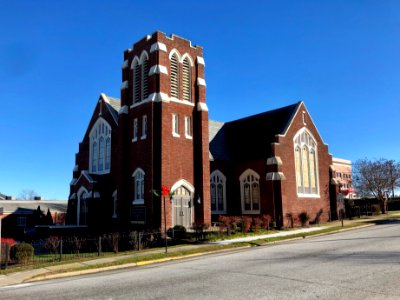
<box><xmin>1</xmin><ymin>221</ymin><xmax>400</xmax><ymax>300</ymax></box>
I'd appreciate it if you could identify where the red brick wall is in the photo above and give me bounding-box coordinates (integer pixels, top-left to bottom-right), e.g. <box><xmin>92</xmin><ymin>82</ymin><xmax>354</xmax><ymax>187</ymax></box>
<box><xmin>275</xmin><ymin>103</ymin><xmax>332</xmax><ymax>226</ymax></box>
<box><xmin>120</xmin><ymin>32</ymin><xmax>210</xmax><ymax>229</ymax></box>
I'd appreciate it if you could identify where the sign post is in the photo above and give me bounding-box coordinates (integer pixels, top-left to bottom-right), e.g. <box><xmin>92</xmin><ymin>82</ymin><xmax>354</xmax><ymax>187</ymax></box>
<box><xmin>161</xmin><ymin>186</ymin><xmax>169</xmax><ymax>254</ymax></box>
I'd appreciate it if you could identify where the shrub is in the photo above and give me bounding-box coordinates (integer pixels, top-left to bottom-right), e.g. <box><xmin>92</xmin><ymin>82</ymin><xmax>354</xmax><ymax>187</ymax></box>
<box><xmin>251</xmin><ymin>217</ymin><xmax>263</xmax><ymax>232</ymax></box>
<box><xmin>372</xmin><ymin>204</ymin><xmax>381</xmax><ymax>215</ymax></box>
<box><xmin>298</xmin><ymin>212</ymin><xmax>310</xmax><ymax>227</ymax></box>
<box><xmin>286</xmin><ymin>213</ymin><xmax>294</xmax><ymax>228</ymax></box>
<box><xmin>230</xmin><ymin>216</ymin><xmax>241</xmax><ymax>234</ymax></box>
<box><xmin>218</xmin><ymin>215</ymin><xmax>232</xmax><ymax>235</ymax></box>
<box><xmin>10</xmin><ymin>243</ymin><xmax>34</xmax><ymax>264</ymax></box>
<box><xmin>260</xmin><ymin>214</ymin><xmax>272</xmax><ymax>231</ymax></box>
<box><xmin>241</xmin><ymin>217</ymin><xmax>252</xmax><ymax>233</ymax></box>
<box><xmin>313</xmin><ymin>209</ymin><xmax>323</xmax><ymax>225</ymax></box>
<box><xmin>45</xmin><ymin>236</ymin><xmax>60</xmax><ymax>254</ymax></box>
<box><xmin>192</xmin><ymin>223</ymin><xmax>209</xmax><ymax>241</ymax></box>
<box><xmin>171</xmin><ymin>225</ymin><xmax>187</xmax><ymax>240</ymax></box>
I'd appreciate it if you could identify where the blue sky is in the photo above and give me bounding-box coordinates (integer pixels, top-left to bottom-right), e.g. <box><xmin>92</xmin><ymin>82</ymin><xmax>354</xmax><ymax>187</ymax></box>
<box><xmin>1</xmin><ymin>0</ymin><xmax>400</xmax><ymax>199</ymax></box>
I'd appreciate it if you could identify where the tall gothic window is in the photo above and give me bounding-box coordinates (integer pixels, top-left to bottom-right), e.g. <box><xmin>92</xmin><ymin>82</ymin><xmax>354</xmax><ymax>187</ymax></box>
<box><xmin>105</xmin><ymin>137</ymin><xmax>111</xmax><ymax>170</ymax></box>
<box><xmin>89</xmin><ymin>118</ymin><xmax>112</xmax><ymax>174</ymax></box>
<box><xmin>294</xmin><ymin>128</ymin><xmax>319</xmax><ymax>196</ymax></box>
<box><xmin>170</xmin><ymin>53</ymin><xmax>179</xmax><ymax>99</ymax></box>
<box><xmin>182</xmin><ymin>57</ymin><xmax>191</xmax><ymax>101</ymax></box>
<box><xmin>132</xmin><ymin>168</ymin><xmax>145</xmax><ymax>204</ymax></box>
<box><xmin>239</xmin><ymin>169</ymin><xmax>260</xmax><ymax>213</ymax></box>
<box><xmin>91</xmin><ymin>142</ymin><xmax>97</xmax><ymax>173</ymax></box>
<box><xmin>210</xmin><ymin>170</ymin><xmax>226</xmax><ymax>214</ymax></box>
<box><xmin>98</xmin><ymin>137</ymin><xmax>104</xmax><ymax>172</ymax></box>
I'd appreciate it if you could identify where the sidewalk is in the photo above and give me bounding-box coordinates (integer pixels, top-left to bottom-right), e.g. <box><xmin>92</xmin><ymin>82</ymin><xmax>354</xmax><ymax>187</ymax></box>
<box><xmin>0</xmin><ymin>214</ymin><xmax>397</xmax><ymax>288</ymax></box>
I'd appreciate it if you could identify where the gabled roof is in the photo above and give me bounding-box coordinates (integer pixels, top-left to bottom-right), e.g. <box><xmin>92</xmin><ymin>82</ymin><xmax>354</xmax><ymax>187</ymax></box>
<box><xmin>209</xmin><ymin>120</ymin><xmax>229</xmax><ymax>161</ymax></box>
<box><xmin>101</xmin><ymin>93</ymin><xmax>121</xmax><ymax>124</ymax></box>
<box><xmin>209</xmin><ymin>102</ymin><xmax>300</xmax><ymax>162</ymax></box>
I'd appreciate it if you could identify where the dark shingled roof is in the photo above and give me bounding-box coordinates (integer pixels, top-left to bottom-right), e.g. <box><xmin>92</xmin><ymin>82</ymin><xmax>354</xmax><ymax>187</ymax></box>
<box><xmin>209</xmin><ymin>120</ymin><xmax>229</xmax><ymax>161</ymax></box>
<box><xmin>209</xmin><ymin>102</ymin><xmax>300</xmax><ymax>162</ymax></box>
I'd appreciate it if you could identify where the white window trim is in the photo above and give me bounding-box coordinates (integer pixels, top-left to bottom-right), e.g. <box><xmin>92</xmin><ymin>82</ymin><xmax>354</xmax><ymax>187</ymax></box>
<box><xmin>89</xmin><ymin>118</ymin><xmax>112</xmax><ymax>175</ymax></box>
<box><xmin>211</xmin><ymin>170</ymin><xmax>227</xmax><ymax>214</ymax></box>
<box><xmin>172</xmin><ymin>113</ymin><xmax>180</xmax><ymax>138</ymax></box>
<box><xmin>184</xmin><ymin>116</ymin><xmax>192</xmax><ymax>139</ymax></box>
<box><xmin>132</xmin><ymin>168</ymin><xmax>145</xmax><ymax>205</ymax></box>
<box><xmin>293</xmin><ymin>128</ymin><xmax>320</xmax><ymax>198</ymax></box>
<box><xmin>239</xmin><ymin>169</ymin><xmax>261</xmax><ymax>214</ymax></box>
<box><xmin>133</xmin><ymin>118</ymin><xmax>138</xmax><ymax>142</ymax></box>
<box><xmin>141</xmin><ymin>115</ymin><xmax>147</xmax><ymax>140</ymax></box>
<box><xmin>77</xmin><ymin>187</ymin><xmax>89</xmax><ymax>226</ymax></box>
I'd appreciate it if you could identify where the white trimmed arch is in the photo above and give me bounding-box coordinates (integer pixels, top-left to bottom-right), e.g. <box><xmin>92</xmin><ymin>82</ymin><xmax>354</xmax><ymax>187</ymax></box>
<box><xmin>139</xmin><ymin>50</ymin><xmax>149</xmax><ymax>64</ymax></box>
<box><xmin>210</xmin><ymin>170</ymin><xmax>227</xmax><ymax>214</ymax></box>
<box><xmin>169</xmin><ymin>48</ymin><xmax>182</xmax><ymax>61</ymax></box>
<box><xmin>170</xmin><ymin>179</ymin><xmax>195</xmax><ymax>194</ymax></box>
<box><xmin>77</xmin><ymin>186</ymin><xmax>89</xmax><ymax>226</ymax></box>
<box><xmin>89</xmin><ymin>117</ymin><xmax>112</xmax><ymax>174</ymax></box>
<box><xmin>130</xmin><ymin>56</ymin><xmax>140</xmax><ymax>69</ymax></box>
<box><xmin>293</xmin><ymin>127</ymin><xmax>319</xmax><ymax>196</ymax></box>
<box><xmin>181</xmin><ymin>53</ymin><xmax>194</xmax><ymax>66</ymax></box>
<box><xmin>239</xmin><ymin>169</ymin><xmax>260</xmax><ymax>214</ymax></box>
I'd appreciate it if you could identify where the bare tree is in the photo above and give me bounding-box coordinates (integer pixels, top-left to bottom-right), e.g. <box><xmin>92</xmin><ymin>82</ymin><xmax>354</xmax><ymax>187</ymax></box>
<box><xmin>353</xmin><ymin>158</ymin><xmax>400</xmax><ymax>213</ymax></box>
<box><xmin>17</xmin><ymin>189</ymin><xmax>38</xmax><ymax>200</ymax></box>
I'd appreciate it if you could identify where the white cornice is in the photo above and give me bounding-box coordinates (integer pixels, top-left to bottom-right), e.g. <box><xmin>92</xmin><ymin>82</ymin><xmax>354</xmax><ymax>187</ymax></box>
<box><xmin>149</xmin><ymin>65</ymin><xmax>168</xmax><ymax>76</ymax></box>
<box><xmin>197</xmin><ymin>102</ymin><xmax>208</xmax><ymax>112</ymax></box>
<box><xmin>118</xmin><ymin>105</ymin><xmax>129</xmax><ymax>114</ymax></box>
<box><xmin>266</xmin><ymin>172</ymin><xmax>286</xmax><ymax>181</ymax></box>
<box><xmin>120</xmin><ymin>81</ymin><xmax>129</xmax><ymax>90</ymax></box>
<box><xmin>197</xmin><ymin>78</ymin><xmax>206</xmax><ymax>86</ymax></box>
<box><xmin>196</xmin><ymin>56</ymin><xmax>205</xmax><ymax>66</ymax></box>
<box><xmin>150</xmin><ymin>42</ymin><xmax>167</xmax><ymax>53</ymax></box>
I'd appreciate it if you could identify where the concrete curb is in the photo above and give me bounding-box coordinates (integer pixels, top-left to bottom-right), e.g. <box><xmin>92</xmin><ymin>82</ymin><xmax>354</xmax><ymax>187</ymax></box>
<box><xmin>27</xmin><ymin>247</ymin><xmax>251</xmax><ymax>283</ymax></box>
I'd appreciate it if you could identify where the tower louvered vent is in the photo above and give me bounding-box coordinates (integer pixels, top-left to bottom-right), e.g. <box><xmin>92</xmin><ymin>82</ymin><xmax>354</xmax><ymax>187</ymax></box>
<box><xmin>170</xmin><ymin>54</ymin><xmax>179</xmax><ymax>99</ymax></box>
<box><xmin>133</xmin><ymin>62</ymin><xmax>140</xmax><ymax>103</ymax></box>
<box><xmin>141</xmin><ymin>58</ymin><xmax>149</xmax><ymax>100</ymax></box>
<box><xmin>182</xmin><ymin>58</ymin><xmax>191</xmax><ymax>101</ymax></box>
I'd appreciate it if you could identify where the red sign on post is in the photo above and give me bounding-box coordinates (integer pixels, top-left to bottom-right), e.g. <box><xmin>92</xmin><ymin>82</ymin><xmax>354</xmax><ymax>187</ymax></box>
<box><xmin>161</xmin><ymin>185</ymin><xmax>169</xmax><ymax>197</ymax></box>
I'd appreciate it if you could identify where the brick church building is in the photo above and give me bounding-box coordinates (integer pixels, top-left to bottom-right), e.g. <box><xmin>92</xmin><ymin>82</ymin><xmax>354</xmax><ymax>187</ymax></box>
<box><xmin>66</xmin><ymin>31</ymin><xmax>338</xmax><ymax>231</ymax></box>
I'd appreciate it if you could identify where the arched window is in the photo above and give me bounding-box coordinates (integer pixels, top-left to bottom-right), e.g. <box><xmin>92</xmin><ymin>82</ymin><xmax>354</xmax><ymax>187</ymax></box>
<box><xmin>141</xmin><ymin>57</ymin><xmax>149</xmax><ymax>100</ymax></box>
<box><xmin>240</xmin><ymin>169</ymin><xmax>260</xmax><ymax>213</ymax></box>
<box><xmin>170</xmin><ymin>53</ymin><xmax>179</xmax><ymax>99</ymax></box>
<box><xmin>182</xmin><ymin>57</ymin><xmax>191</xmax><ymax>101</ymax></box>
<box><xmin>294</xmin><ymin>128</ymin><xmax>319</xmax><ymax>196</ymax></box>
<box><xmin>77</xmin><ymin>187</ymin><xmax>89</xmax><ymax>226</ymax></box>
<box><xmin>210</xmin><ymin>170</ymin><xmax>227</xmax><ymax>214</ymax></box>
<box><xmin>132</xmin><ymin>168</ymin><xmax>145</xmax><ymax>204</ymax></box>
<box><xmin>92</xmin><ymin>142</ymin><xmax>97</xmax><ymax>173</ymax></box>
<box><xmin>98</xmin><ymin>137</ymin><xmax>104</xmax><ymax>172</ymax></box>
<box><xmin>105</xmin><ymin>137</ymin><xmax>111</xmax><ymax>170</ymax></box>
<box><xmin>89</xmin><ymin>118</ymin><xmax>112</xmax><ymax>174</ymax></box>
<box><xmin>132</xmin><ymin>59</ymin><xmax>140</xmax><ymax>103</ymax></box>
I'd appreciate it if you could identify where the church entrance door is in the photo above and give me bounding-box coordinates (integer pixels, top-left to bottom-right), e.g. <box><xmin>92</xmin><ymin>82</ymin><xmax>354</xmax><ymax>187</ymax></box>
<box><xmin>172</xmin><ymin>186</ymin><xmax>193</xmax><ymax>229</ymax></box>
